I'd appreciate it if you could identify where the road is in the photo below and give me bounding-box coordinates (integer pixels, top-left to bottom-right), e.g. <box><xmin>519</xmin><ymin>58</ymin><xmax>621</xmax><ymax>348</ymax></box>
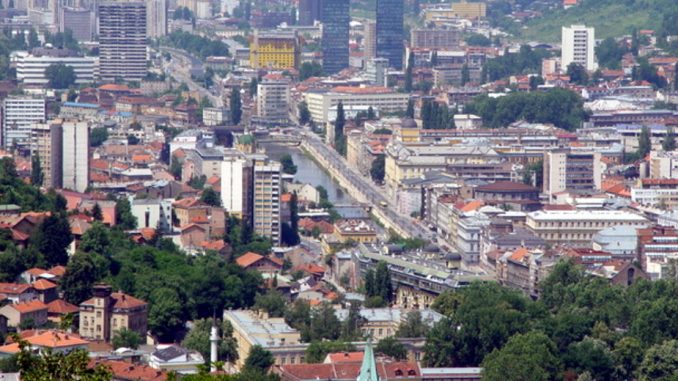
<box><xmin>302</xmin><ymin>132</ymin><xmax>435</xmax><ymax>242</ymax></box>
<box><xmin>159</xmin><ymin>46</ymin><xmax>223</xmax><ymax>107</ymax></box>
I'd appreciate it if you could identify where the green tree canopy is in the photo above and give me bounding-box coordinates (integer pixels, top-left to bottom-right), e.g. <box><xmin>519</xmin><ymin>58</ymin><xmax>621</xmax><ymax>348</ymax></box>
<box><xmin>244</xmin><ymin>345</ymin><xmax>274</xmax><ymax>372</ymax></box>
<box><xmin>375</xmin><ymin>337</ymin><xmax>407</xmax><ymax>361</ymax></box>
<box><xmin>45</xmin><ymin>63</ymin><xmax>76</xmax><ymax>89</ymax></box>
<box><xmin>481</xmin><ymin>331</ymin><xmax>562</xmax><ymax>381</ymax></box>
<box><xmin>112</xmin><ymin>328</ymin><xmax>143</xmax><ymax>349</ymax></box>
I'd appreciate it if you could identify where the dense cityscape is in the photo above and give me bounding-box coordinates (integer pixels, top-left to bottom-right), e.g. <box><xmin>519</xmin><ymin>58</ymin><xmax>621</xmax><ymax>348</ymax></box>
<box><xmin>0</xmin><ymin>0</ymin><xmax>678</xmax><ymax>380</ymax></box>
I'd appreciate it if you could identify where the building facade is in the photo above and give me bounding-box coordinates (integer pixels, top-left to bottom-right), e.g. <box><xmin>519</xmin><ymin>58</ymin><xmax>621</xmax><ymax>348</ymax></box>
<box><xmin>250</xmin><ymin>30</ymin><xmax>300</xmax><ymax>70</ymax></box>
<box><xmin>30</xmin><ymin>122</ymin><xmax>62</xmax><ymax>189</ymax></box>
<box><xmin>79</xmin><ymin>284</ymin><xmax>148</xmax><ymax>343</ymax></box>
<box><xmin>146</xmin><ymin>0</ymin><xmax>167</xmax><ymax>38</ymax></box>
<box><xmin>15</xmin><ymin>52</ymin><xmax>97</xmax><ymax>86</ymax></box>
<box><xmin>2</xmin><ymin>96</ymin><xmax>45</xmax><ymax>150</ymax></box>
<box><xmin>256</xmin><ymin>76</ymin><xmax>290</xmax><ymax>123</ymax></box>
<box><xmin>98</xmin><ymin>1</ymin><xmax>147</xmax><ymax>81</ymax></box>
<box><xmin>220</xmin><ymin>152</ymin><xmax>253</xmax><ymax>221</ymax></box>
<box><xmin>410</xmin><ymin>29</ymin><xmax>460</xmax><ymax>50</ymax></box>
<box><xmin>561</xmin><ymin>24</ymin><xmax>596</xmax><ymax>72</ymax></box>
<box><xmin>321</xmin><ymin>0</ymin><xmax>349</xmax><ymax>74</ymax></box>
<box><xmin>61</xmin><ymin>121</ymin><xmax>89</xmax><ymax>193</ymax></box>
<box><xmin>59</xmin><ymin>7</ymin><xmax>95</xmax><ymax>41</ymax></box>
<box><xmin>543</xmin><ymin>150</ymin><xmax>602</xmax><ymax>200</ymax></box>
<box><xmin>375</xmin><ymin>0</ymin><xmax>404</xmax><ymax>69</ymax></box>
<box><xmin>298</xmin><ymin>0</ymin><xmax>321</xmax><ymax>25</ymax></box>
<box><xmin>253</xmin><ymin>158</ymin><xmax>282</xmax><ymax>244</ymax></box>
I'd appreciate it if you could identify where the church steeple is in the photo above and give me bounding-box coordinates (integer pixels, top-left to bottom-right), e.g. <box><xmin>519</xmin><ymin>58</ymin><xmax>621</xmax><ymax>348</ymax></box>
<box><xmin>358</xmin><ymin>339</ymin><xmax>379</xmax><ymax>381</ymax></box>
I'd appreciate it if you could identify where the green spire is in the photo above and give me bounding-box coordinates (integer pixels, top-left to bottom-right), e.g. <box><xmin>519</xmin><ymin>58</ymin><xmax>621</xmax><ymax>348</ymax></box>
<box><xmin>358</xmin><ymin>339</ymin><xmax>379</xmax><ymax>381</ymax></box>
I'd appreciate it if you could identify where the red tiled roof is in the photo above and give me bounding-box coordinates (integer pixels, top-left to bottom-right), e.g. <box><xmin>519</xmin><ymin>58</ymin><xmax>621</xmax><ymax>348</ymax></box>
<box><xmin>11</xmin><ymin>300</ymin><xmax>48</xmax><ymax>313</ymax></box>
<box><xmin>236</xmin><ymin>252</ymin><xmax>264</xmax><ymax>268</ymax></box>
<box><xmin>81</xmin><ymin>292</ymin><xmax>147</xmax><ymax>310</ymax></box>
<box><xmin>0</xmin><ymin>283</ymin><xmax>33</xmax><ymax>295</ymax></box>
<box><xmin>48</xmin><ymin>266</ymin><xmax>67</xmax><ymax>277</ymax></box>
<box><xmin>47</xmin><ymin>299</ymin><xmax>79</xmax><ymax>315</ymax></box>
<box><xmin>32</xmin><ymin>279</ymin><xmax>57</xmax><ymax>291</ymax></box>
<box><xmin>0</xmin><ymin>331</ymin><xmax>88</xmax><ymax>354</ymax></box>
<box><xmin>93</xmin><ymin>360</ymin><xmax>167</xmax><ymax>381</ymax></box>
<box><xmin>327</xmin><ymin>352</ymin><xmax>364</xmax><ymax>363</ymax></box>
<box><xmin>25</xmin><ymin>268</ymin><xmax>48</xmax><ymax>276</ymax></box>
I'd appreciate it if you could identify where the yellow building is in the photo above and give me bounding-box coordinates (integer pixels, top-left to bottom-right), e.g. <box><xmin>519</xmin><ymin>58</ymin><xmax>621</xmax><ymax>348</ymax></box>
<box><xmin>78</xmin><ymin>284</ymin><xmax>148</xmax><ymax>343</ymax></box>
<box><xmin>223</xmin><ymin>310</ymin><xmax>305</xmax><ymax>370</ymax></box>
<box><xmin>425</xmin><ymin>1</ymin><xmax>486</xmax><ymax>22</ymax></box>
<box><xmin>250</xmin><ymin>30</ymin><xmax>300</xmax><ymax>70</ymax></box>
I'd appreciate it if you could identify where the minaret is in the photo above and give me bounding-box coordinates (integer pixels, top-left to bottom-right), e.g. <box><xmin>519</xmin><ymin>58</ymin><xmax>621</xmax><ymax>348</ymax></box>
<box><xmin>210</xmin><ymin>322</ymin><xmax>219</xmax><ymax>372</ymax></box>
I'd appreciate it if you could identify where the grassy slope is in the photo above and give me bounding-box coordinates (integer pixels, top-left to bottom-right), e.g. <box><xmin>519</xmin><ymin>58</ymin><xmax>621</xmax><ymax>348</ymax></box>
<box><xmin>518</xmin><ymin>3</ymin><xmax>658</xmax><ymax>43</ymax></box>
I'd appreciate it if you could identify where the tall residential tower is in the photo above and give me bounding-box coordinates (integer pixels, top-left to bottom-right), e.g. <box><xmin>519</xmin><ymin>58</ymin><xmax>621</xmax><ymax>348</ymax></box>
<box><xmin>561</xmin><ymin>24</ymin><xmax>596</xmax><ymax>72</ymax></box>
<box><xmin>98</xmin><ymin>0</ymin><xmax>147</xmax><ymax>81</ymax></box>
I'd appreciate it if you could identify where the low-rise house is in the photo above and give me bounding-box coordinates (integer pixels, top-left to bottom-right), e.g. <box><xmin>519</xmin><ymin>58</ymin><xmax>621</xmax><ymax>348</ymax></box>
<box><xmin>0</xmin><ymin>300</ymin><xmax>49</xmax><ymax>328</ymax></box>
<box><xmin>334</xmin><ymin>220</ymin><xmax>378</xmax><ymax>243</ymax></box>
<box><xmin>91</xmin><ymin>359</ymin><xmax>168</xmax><ymax>381</ymax></box>
<box><xmin>0</xmin><ymin>331</ymin><xmax>89</xmax><ymax>358</ymax></box>
<box><xmin>31</xmin><ymin>279</ymin><xmax>58</xmax><ymax>303</ymax></box>
<box><xmin>0</xmin><ymin>284</ymin><xmax>36</xmax><ymax>304</ymax></box>
<box><xmin>46</xmin><ymin>299</ymin><xmax>79</xmax><ymax>324</ymax></box>
<box><xmin>79</xmin><ymin>284</ymin><xmax>148</xmax><ymax>343</ymax></box>
<box><xmin>148</xmin><ymin>345</ymin><xmax>204</xmax><ymax>375</ymax></box>
<box><xmin>235</xmin><ymin>252</ymin><xmax>284</xmax><ymax>274</ymax></box>
<box><xmin>496</xmin><ymin>248</ymin><xmax>559</xmax><ymax>299</ymax></box>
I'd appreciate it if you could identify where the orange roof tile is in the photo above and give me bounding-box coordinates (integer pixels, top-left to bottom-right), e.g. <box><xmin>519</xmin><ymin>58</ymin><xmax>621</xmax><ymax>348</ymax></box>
<box><xmin>0</xmin><ymin>283</ymin><xmax>33</xmax><ymax>295</ymax></box>
<box><xmin>48</xmin><ymin>266</ymin><xmax>67</xmax><ymax>277</ymax></box>
<box><xmin>0</xmin><ymin>331</ymin><xmax>88</xmax><ymax>354</ymax></box>
<box><xmin>25</xmin><ymin>268</ymin><xmax>48</xmax><ymax>276</ymax></box>
<box><xmin>92</xmin><ymin>360</ymin><xmax>167</xmax><ymax>381</ymax></box>
<box><xmin>11</xmin><ymin>300</ymin><xmax>48</xmax><ymax>313</ymax></box>
<box><xmin>327</xmin><ymin>352</ymin><xmax>364</xmax><ymax>363</ymax></box>
<box><xmin>47</xmin><ymin>299</ymin><xmax>79</xmax><ymax>315</ymax></box>
<box><xmin>236</xmin><ymin>252</ymin><xmax>263</xmax><ymax>268</ymax></box>
<box><xmin>32</xmin><ymin>279</ymin><xmax>57</xmax><ymax>291</ymax></box>
<box><xmin>98</xmin><ymin>84</ymin><xmax>130</xmax><ymax>92</ymax></box>
<box><xmin>460</xmin><ymin>200</ymin><xmax>483</xmax><ymax>212</ymax></box>
<box><xmin>281</xmin><ymin>193</ymin><xmax>292</xmax><ymax>203</ymax></box>
<box><xmin>509</xmin><ymin>247</ymin><xmax>530</xmax><ymax>262</ymax></box>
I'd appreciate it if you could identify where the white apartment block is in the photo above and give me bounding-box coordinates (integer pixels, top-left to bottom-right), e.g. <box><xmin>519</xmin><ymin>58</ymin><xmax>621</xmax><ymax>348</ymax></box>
<box><xmin>131</xmin><ymin>198</ymin><xmax>173</xmax><ymax>232</ymax></box>
<box><xmin>303</xmin><ymin>87</ymin><xmax>409</xmax><ymax>125</ymax></box>
<box><xmin>146</xmin><ymin>0</ymin><xmax>167</xmax><ymax>38</ymax></box>
<box><xmin>253</xmin><ymin>159</ymin><xmax>281</xmax><ymax>244</ymax></box>
<box><xmin>30</xmin><ymin>122</ymin><xmax>62</xmax><ymax>189</ymax></box>
<box><xmin>561</xmin><ymin>25</ymin><xmax>596</xmax><ymax>72</ymax></box>
<box><xmin>61</xmin><ymin>121</ymin><xmax>89</xmax><ymax>192</ymax></box>
<box><xmin>221</xmin><ymin>152</ymin><xmax>252</xmax><ymax>219</ymax></box>
<box><xmin>256</xmin><ymin>78</ymin><xmax>290</xmax><ymax>122</ymax></box>
<box><xmin>14</xmin><ymin>51</ymin><xmax>98</xmax><ymax>86</ymax></box>
<box><xmin>526</xmin><ymin>210</ymin><xmax>648</xmax><ymax>247</ymax></box>
<box><xmin>2</xmin><ymin>97</ymin><xmax>46</xmax><ymax>149</ymax></box>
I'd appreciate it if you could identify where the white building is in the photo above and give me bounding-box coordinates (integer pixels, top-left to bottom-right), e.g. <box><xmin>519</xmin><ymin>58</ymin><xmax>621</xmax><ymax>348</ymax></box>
<box><xmin>30</xmin><ymin>122</ymin><xmax>62</xmax><ymax>189</ymax></box>
<box><xmin>14</xmin><ymin>51</ymin><xmax>98</xmax><ymax>86</ymax></box>
<box><xmin>146</xmin><ymin>0</ymin><xmax>167</xmax><ymax>38</ymax></box>
<box><xmin>169</xmin><ymin>129</ymin><xmax>214</xmax><ymax>159</ymax></box>
<box><xmin>220</xmin><ymin>153</ymin><xmax>252</xmax><ymax>219</ymax></box>
<box><xmin>561</xmin><ymin>24</ymin><xmax>596</xmax><ymax>72</ymax></box>
<box><xmin>61</xmin><ymin>121</ymin><xmax>89</xmax><ymax>193</ymax></box>
<box><xmin>202</xmin><ymin>107</ymin><xmax>229</xmax><ymax>126</ymax></box>
<box><xmin>256</xmin><ymin>77</ymin><xmax>290</xmax><ymax>123</ymax></box>
<box><xmin>98</xmin><ymin>0</ymin><xmax>148</xmax><ymax>81</ymax></box>
<box><xmin>2</xmin><ymin>96</ymin><xmax>46</xmax><ymax>149</ymax></box>
<box><xmin>365</xmin><ymin>57</ymin><xmax>388</xmax><ymax>87</ymax></box>
<box><xmin>149</xmin><ymin>345</ymin><xmax>204</xmax><ymax>374</ymax></box>
<box><xmin>253</xmin><ymin>158</ymin><xmax>281</xmax><ymax>244</ymax></box>
<box><xmin>303</xmin><ymin>86</ymin><xmax>409</xmax><ymax>125</ymax></box>
<box><xmin>131</xmin><ymin>198</ymin><xmax>173</xmax><ymax>232</ymax></box>
<box><xmin>543</xmin><ymin>150</ymin><xmax>602</xmax><ymax>201</ymax></box>
<box><xmin>526</xmin><ymin>210</ymin><xmax>648</xmax><ymax>247</ymax></box>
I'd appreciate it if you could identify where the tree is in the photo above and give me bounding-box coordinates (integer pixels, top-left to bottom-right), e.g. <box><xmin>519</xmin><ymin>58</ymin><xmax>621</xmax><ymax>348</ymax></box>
<box><xmin>309</xmin><ymin>302</ymin><xmax>341</xmax><ymax>341</ymax></box>
<box><xmin>375</xmin><ymin>337</ymin><xmax>407</xmax><ymax>360</ymax></box>
<box><xmin>91</xmin><ymin>203</ymin><xmax>103</xmax><ymax>221</ymax></box>
<box><xmin>249</xmin><ymin>77</ymin><xmax>258</xmax><ymax>96</ymax></box>
<box><xmin>481</xmin><ymin>332</ymin><xmax>562</xmax><ymax>381</ymax></box>
<box><xmin>305</xmin><ymin>341</ymin><xmax>355</xmax><ymax>363</ymax></box>
<box><xmin>31</xmin><ymin>153</ymin><xmax>43</xmax><ymax>187</ymax></box>
<box><xmin>115</xmin><ymin>197</ymin><xmax>137</xmax><ymax>230</ymax></box>
<box><xmin>15</xmin><ymin>337</ymin><xmax>112</xmax><ymax>381</ymax></box>
<box><xmin>460</xmin><ymin>64</ymin><xmax>470</xmax><ymax>86</ymax></box>
<box><xmin>28</xmin><ymin>28</ymin><xmax>40</xmax><ymax>49</ymax></box>
<box><xmin>664</xmin><ymin>127</ymin><xmax>676</xmax><ymax>151</ymax></box>
<box><xmin>183</xmin><ymin>319</ymin><xmax>239</xmax><ymax>365</ymax></box>
<box><xmin>612</xmin><ymin>337</ymin><xmax>644</xmax><ymax>380</ymax></box>
<box><xmin>254</xmin><ymin>290</ymin><xmax>286</xmax><ymax>318</ymax></box>
<box><xmin>405</xmin><ymin>52</ymin><xmax>414</xmax><ymax>92</ymax></box>
<box><xmin>90</xmin><ymin>127</ymin><xmax>108</xmax><ymax>147</ymax></box>
<box><xmin>280</xmin><ymin>154</ymin><xmax>297</xmax><ymax>175</ymax></box>
<box><xmin>127</xmin><ymin>135</ymin><xmax>139</xmax><ymax>145</ymax></box>
<box><xmin>30</xmin><ymin>213</ymin><xmax>72</xmax><ymax>266</ymax></box>
<box><xmin>529</xmin><ymin>75</ymin><xmax>544</xmax><ymax>90</ymax></box>
<box><xmin>596</xmin><ymin>37</ymin><xmax>625</xmax><ymax>69</ymax></box>
<box><xmin>638</xmin><ymin>125</ymin><xmax>651</xmax><ymax>158</ymax></box>
<box><xmin>299</xmin><ymin>61</ymin><xmax>323</xmax><ymax>81</ymax></box>
<box><xmin>367</xmin><ymin>106</ymin><xmax>376</xmax><ymax>120</ymax></box>
<box><xmin>374</xmin><ymin>261</ymin><xmax>393</xmax><ymax>303</ymax></box>
<box><xmin>370</xmin><ymin>155</ymin><xmax>385</xmax><ymax>183</ymax></box>
<box><xmin>149</xmin><ymin>288</ymin><xmax>185</xmax><ymax>342</ymax></box>
<box><xmin>244</xmin><ymin>345</ymin><xmax>274</xmax><ymax>372</ymax></box>
<box><xmin>44</xmin><ymin>63</ymin><xmax>76</xmax><ymax>89</ymax></box>
<box><xmin>422</xmin><ymin>318</ymin><xmax>458</xmax><ymax>367</ymax></box>
<box><xmin>60</xmin><ymin>251</ymin><xmax>98</xmax><ymax>305</ymax></box>
<box><xmin>397</xmin><ymin>310</ymin><xmax>428</xmax><ymax>338</ymax></box>
<box><xmin>112</xmin><ymin>328</ymin><xmax>143</xmax><ymax>349</ymax></box>
<box><xmin>405</xmin><ymin>99</ymin><xmax>415</xmax><ymax>118</ymax></box>
<box><xmin>465</xmin><ymin>33</ymin><xmax>492</xmax><ymax>47</ymax></box>
<box><xmin>567</xmin><ymin>63</ymin><xmax>589</xmax><ymax>86</ymax></box>
<box><xmin>79</xmin><ymin>222</ymin><xmax>111</xmax><ymax>258</ymax></box>
<box><xmin>200</xmin><ymin>188</ymin><xmax>221</xmax><ymax>207</ymax></box>
<box><xmin>638</xmin><ymin>340</ymin><xmax>678</xmax><ymax>381</ymax></box>
<box><xmin>298</xmin><ymin>101</ymin><xmax>311</xmax><ymax>125</ymax></box>
<box><xmin>564</xmin><ymin>337</ymin><xmax>614</xmax><ymax>380</ymax></box>
<box><xmin>334</xmin><ymin>102</ymin><xmax>346</xmax><ymax>156</ymax></box>
<box><xmin>230</xmin><ymin>87</ymin><xmax>242</xmax><ymax>125</ymax></box>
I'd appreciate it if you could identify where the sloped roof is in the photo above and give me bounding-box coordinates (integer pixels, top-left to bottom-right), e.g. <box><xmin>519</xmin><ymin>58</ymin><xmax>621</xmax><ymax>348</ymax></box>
<box><xmin>32</xmin><ymin>279</ymin><xmax>57</xmax><ymax>291</ymax></box>
<box><xmin>236</xmin><ymin>252</ymin><xmax>264</xmax><ymax>268</ymax></box>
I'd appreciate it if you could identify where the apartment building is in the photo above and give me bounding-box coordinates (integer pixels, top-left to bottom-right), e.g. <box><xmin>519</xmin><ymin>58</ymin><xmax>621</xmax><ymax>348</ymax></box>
<box><xmin>256</xmin><ymin>75</ymin><xmax>290</xmax><ymax>123</ymax></box>
<box><xmin>303</xmin><ymin>86</ymin><xmax>409</xmax><ymax>125</ymax></box>
<box><xmin>79</xmin><ymin>284</ymin><xmax>148</xmax><ymax>342</ymax></box>
<box><xmin>223</xmin><ymin>309</ymin><xmax>303</xmax><ymax>370</ymax></box>
<box><xmin>14</xmin><ymin>51</ymin><xmax>97</xmax><ymax>86</ymax></box>
<box><xmin>253</xmin><ymin>158</ymin><xmax>282</xmax><ymax>244</ymax></box>
<box><xmin>411</xmin><ymin>28</ymin><xmax>460</xmax><ymax>50</ymax></box>
<box><xmin>250</xmin><ymin>30</ymin><xmax>300</xmax><ymax>70</ymax></box>
<box><xmin>2</xmin><ymin>96</ymin><xmax>45</xmax><ymax>150</ymax></box>
<box><xmin>61</xmin><ymin>121</ymin><xmax>89</xmax><ymax>193</ymax></box>
<box><xmin>30</xmin><ymin>122</ymin><xmax>62</xmax><ymax>189</ymax></box>
<box><xmin>526</xmin><ymin>210</ymin><xmax>648</xmax><ymax>246</ymax></box>
<box><xmin>220</xmin><ymin>151</ymin><xmax>253</xmax><ymax>221</ymax></box>
<box><xmin>98</xmin><ymin>1</ymin><xmax>147</xmax><ymax>81</ymax></box>
<box><xmin>543</xmin><ymin>150</ymin><xmax>602</xmax><ymax>201</ymax></box>
<box><xmin>561</xmin><ymin>24</ymin><xmax>596</xmax><ymax>71</ymax></box>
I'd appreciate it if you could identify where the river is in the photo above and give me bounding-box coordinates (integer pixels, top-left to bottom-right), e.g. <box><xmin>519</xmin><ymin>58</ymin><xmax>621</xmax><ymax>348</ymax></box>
<box><xmin>261</xmin><ymin>143</ymin><xmax>356</xmax><ymax>204</ymax></box>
